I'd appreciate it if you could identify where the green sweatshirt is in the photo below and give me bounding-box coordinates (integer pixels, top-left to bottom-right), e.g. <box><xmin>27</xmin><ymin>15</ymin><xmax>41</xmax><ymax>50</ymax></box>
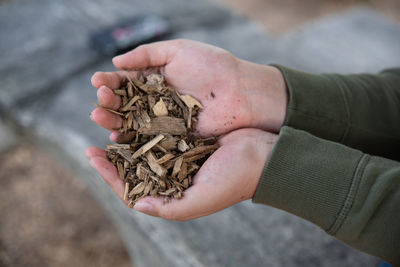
<box><xmin>253</xmin><ymin>66</ymin><xmax>400</xmax><ymax>265</ymax></box>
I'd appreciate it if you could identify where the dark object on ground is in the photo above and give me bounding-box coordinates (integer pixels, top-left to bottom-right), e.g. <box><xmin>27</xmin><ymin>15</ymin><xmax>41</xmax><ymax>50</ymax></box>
<box><xmin>90</xmin><ymin>15</ymin><xmax>170</xmax><ymax>56</ymax></box>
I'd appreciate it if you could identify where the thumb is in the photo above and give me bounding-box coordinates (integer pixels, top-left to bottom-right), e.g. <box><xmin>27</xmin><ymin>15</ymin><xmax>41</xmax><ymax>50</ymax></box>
<box><xmin>112</xmin><ymin>40</ymin><xmax>183</xmax><ymax>70</ymax></box>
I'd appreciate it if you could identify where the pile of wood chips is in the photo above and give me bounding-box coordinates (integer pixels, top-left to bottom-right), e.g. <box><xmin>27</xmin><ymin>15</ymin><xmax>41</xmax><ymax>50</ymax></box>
<box><xmin>100</xmin><ymin>73</ymin><xmax>218</xmax><ymax>207</ymax></box>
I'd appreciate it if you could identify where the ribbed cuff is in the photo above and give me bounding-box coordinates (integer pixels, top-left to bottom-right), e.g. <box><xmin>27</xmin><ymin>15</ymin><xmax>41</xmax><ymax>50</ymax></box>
<box><xmin>271</xmin><ymin>65</ymin><xmax>349</xmax><ymax>143</ymax></box>
<box><xmin>253</xmin><ymin>126</ymin><xmax>367</xmax><ymax>232</ymax></box>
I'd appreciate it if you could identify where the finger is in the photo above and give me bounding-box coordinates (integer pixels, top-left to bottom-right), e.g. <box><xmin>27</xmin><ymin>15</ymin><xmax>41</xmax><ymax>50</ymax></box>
<box><xmin>98</xmin><ymin>86</ymin><xmax>121</xmax><ymax>110</ymax></box>
<box><xmin>85</xmin><ymin>146</ymin><xmax>107</xmax><ymax>158</ymax></box>
<box><xmin>112</xmin><ymin>40</ymin><xmax>183</xmax><ymax>70</ymax></box>
<box><xmin>132</xmin><ymin>153</ymin><xmax>233</xmax><ymax>221</ymax></box>
<box><xmin>90</xmin><ymin>108</ymin><xmax>122</xmax><ymax>130</ymax></box>
<box><xmin>110</xmin><ymin>131</ymin><xmax>119</xmax><ymax>143</ymax></box>
<box><xmin>89</xmin><ymin>156</ymin><xmax>126</xmax><ymax>202</ymax></box>
<box><xmin>133</xmin><ymin>182</ymin><xmax>219</xmax><ymax>221</ymax></box>
<box><xmin>91</xmin><ymin>71</ymin><xmax>138</xmax><ymax>90</ymax></box>
<box><xmin>91</xmin><ymin>71</ymin><xmax>123</xmax><ymax>89</ymax></box>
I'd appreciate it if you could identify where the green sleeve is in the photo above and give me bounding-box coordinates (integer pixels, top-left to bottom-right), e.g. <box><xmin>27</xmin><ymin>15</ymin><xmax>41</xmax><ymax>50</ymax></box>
<box><xmin>253</xmin><ymin>126</ymin><xmax>400</xmax><ymax>265</ymax></box>
<box><xmin>273</xmin><ymin>65</ymin><xmax>400</xmax><ymax>161</ymax></box>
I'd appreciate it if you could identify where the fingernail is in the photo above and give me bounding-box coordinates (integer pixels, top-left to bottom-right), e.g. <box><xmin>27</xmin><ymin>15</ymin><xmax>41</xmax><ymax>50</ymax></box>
<box><xmin>110</xmin><ymin>131</ymin><xmax>119</xmax><ymax>142</ymax></box>
<box><xmin>134</xmin><ymin>202</ymin><xmax>152</xmax><ymax>213</ymax></box>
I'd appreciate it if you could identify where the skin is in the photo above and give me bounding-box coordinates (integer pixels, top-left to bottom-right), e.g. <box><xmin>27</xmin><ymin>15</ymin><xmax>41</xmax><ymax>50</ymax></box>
<box><xmin>86</xmin><ymin>39</ymin><xmax>287</xmax><ymax>221</ymax></box>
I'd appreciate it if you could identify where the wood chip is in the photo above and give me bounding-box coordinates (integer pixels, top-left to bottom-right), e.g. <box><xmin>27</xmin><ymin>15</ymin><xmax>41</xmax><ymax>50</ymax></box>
<box><xmin>171</xmin><ymin>90</ymin><xmax>189</xmax><ymax>122</ymax></box>
<box><xmin>129</xmin><ymin>182</ymin><xmax>145</xmax><ymax>197</ymax></box>
<box><xmin>131</xmin><ymin>134</ymin><xmax>165</xmax><ymax>159</ymax></box>
<box><xmin>177</xmin><ymin>162</ymin><xmax>187</xmax><ymax>182</ymax></box>
<box><xmin>116</xmin><ymin>131</ymin><xmax>136</xmax><ymax>144</ymax></box>
<box><xmin>159</xmin><ymin>135</ymin><xmax>178</xmax><ymax>150</ymax></box>
<box><xmin>141</xmin><ymin>110</ymin><xmax>151</xmax><ymax>128</ymax></box>
<box><xmin>114</xmin><ymin>89</ymin><xmax>127</xmax><ymax>96</ymax></box>
<box><xmin>154</xmin><ymin>144</ymin><xmax>168</xmax><ymax>153</ymax></box>
<box><xmin>117</xmin><ymin>162</ymin><xmax>124</xmax><ymax>180</ymax></box>
<box><xmin>152</xmin><ymin>98</ymin><xmax>168</xmax><ymax>116</ymax></box>
<box><xmin>178</xmin><ymin>139</ymin><xmax>190</xmax><ymax>152</ymax></box>
<box><xmin>106</xmin><ymin>144</ymin><xmax>131</xmax><ymax>150</ymax></box>
<box><xmin>138</xmin><ymin>117</ymin><xmax>186</xmax><ymax>136</ymax></box>
<box><xmin>92</xmin><ymin>103</ymin><xmax>124</xmax><ymax>116</ymax></box>
<box><xmin>171</xmin><ymin>157</ymin><xmax>183</xmax><ymax>178</ymax></box>
<box><xmin>145</xmin><ymin>180</ymin><xmax>154</xmax><ymax>195</ymax></box>
<box><xmin>145</xmin><ymin>151</ymin><xmax>167</xmax><ymax>178</ymax></box>
<box><xmin>156</xmin><ymin>153</ymin><xmax>175</xmax><ymax>165</ymax></box>
<box><xmin>159</xmin><ymin>188</ymin><xmax>176</xmax><ymax>196</ymax></box>
<box><xmin>178</xmin><ymin>93</ymin><xmax>204</xmax><ymax>109</ymax></box>
<box><xmin>146</xmin><ymin>73</ymin><xmax>164</xmax><ymax>88</ymax></box>
<box><xmin>120</xmin><ymin>95</ymin><xmax>140</xmax><ymax>112</ymax></box>
<box><xmin>127</xmin><ymin>82</ymin><xmax>134</xmax><ymax>98</ymax></box>
<box><xmin>123</xmin><ymin>182</ymin><xmax>130</xmax><ymax>201</ymax></box>
<box><xmin>182</xmin><ymin>144</ymin><xmax>219</xmax><ymax>158</ymax></box>
<box><xmin>136</xmin><ymin>163</ymin><xmax>150</xmax><ymax>180</ymax></box>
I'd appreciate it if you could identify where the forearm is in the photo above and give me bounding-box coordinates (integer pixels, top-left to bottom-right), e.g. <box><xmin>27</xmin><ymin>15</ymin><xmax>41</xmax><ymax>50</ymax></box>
<box><xmin>253</xmin><ymin>127</ymin><xmax>400</xmax><ymax>265</ymax></box>
<box><xmin>274</xmin><ymin>65</ymin><xmax>400</xmax><ymax>160</ymax></box>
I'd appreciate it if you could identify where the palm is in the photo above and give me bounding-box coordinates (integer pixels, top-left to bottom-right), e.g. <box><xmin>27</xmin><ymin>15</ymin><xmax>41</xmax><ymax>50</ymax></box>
<box><xmin>86</xmin><ymin>128</ymin><xmax>275</xmax><ymax>221</ymax></box>
<box><xmin>158</xmin><ymin>128</ymin><xmax>273</xmax><ymax>220</ymax></box>
<box><xmin>91</xmin><ymin>39</ymin><xmax>285</xmax><ymax>136</ymax></box>
<box><xmin>159</xmin><ymin>42</ymin><xmax>249</xmax><ymax>136</ymax></box>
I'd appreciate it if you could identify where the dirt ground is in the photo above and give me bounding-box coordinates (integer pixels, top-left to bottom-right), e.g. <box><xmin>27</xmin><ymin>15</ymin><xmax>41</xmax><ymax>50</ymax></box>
<box><xmin>1</xmin><ymin>1</ymin><xmax>399</xmax><ymax>267</ymax></box>
<box><xmin>0</xmin><ymin>145</ymin><xmax>131</xmax><ymax>267</ymax></box>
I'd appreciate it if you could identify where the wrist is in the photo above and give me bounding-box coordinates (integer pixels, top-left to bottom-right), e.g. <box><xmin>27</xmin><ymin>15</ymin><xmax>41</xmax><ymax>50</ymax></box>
<box><xmin>238</xmin><ymin>60</ymin><xmax>288</xmax><ymax>132</ymax></box>
<box><xmin>245</xmin><ymin>130</ymin><xmax>278</xmax><ymax>199</ymax></box>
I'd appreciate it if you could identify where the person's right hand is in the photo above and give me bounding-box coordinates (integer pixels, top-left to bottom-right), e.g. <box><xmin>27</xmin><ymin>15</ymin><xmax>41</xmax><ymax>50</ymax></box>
<box><xmin>86</xmin><ymin>128</ymin><xmax>278</xmax><ymax>221</ymax></box>
<box><xmin>90</xmin><ymin>39</ymin><xmax>287</xmax><ymax>140</ymax></box>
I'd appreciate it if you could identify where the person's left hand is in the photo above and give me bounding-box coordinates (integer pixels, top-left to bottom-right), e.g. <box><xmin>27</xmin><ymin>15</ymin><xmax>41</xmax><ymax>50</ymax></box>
<box><xmin>86</xmin><ymin>128</ymin><xmax>277</xmax><ymax>221</ymax></box>
<box><xmin>89</xmin><ymin>40</ymin><xmax>287</xmax><ymax>141</ymax></box>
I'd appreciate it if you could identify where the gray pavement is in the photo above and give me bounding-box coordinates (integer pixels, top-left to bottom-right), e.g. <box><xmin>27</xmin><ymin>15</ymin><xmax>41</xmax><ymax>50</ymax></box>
<box><xmin>2</xmin><ymin>0</ymin><xmax>400</xmax><ymax>266</ymax></box>
<box><xmin>0</xmin><ymin>111</ymin><xmax>20</xmax><ymax>153</ymax></box>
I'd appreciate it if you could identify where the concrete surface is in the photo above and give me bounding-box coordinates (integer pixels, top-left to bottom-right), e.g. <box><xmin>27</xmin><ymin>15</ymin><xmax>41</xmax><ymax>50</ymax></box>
<box><xmin>0</xmin><ymin>116</ymin><xmax>19</xmax><ymax>153</ymax></box>
<box><xmin>270</xmin><ymin>7</ymin><xmax>400</xmax><ymax>73</ymax></box>
<box><xmin>2</xmin><ymin>0</ymin><xmax>400</xmax><ymax>266</ymax></box>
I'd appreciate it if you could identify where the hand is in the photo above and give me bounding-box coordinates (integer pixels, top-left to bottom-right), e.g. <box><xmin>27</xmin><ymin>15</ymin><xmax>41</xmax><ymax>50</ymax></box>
<box><xmin>87</xmin><ymin>39</ymin><xmax>283</xmax><ymax>220</ymax></box>
<box><xmin>90</xmin><ymin>39</ymin><xmax>288</xmax><ymax>139</ymax></box>
<box><xmin>86</xmin><ymin>129</ymin><xmax>277</xmax><ymax>221</ymax></box>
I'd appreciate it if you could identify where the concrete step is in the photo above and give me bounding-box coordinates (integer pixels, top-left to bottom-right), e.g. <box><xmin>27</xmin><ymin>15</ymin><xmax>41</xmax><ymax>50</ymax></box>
<box><xmin>270</xmin><ymin>7</ymin><xmax>400</xmax><ymax>73</ymax></box>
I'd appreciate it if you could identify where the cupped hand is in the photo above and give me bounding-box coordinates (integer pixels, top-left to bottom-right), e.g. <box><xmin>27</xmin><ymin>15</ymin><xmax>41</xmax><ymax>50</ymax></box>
<box><xmin>87</xmin><ymin>39</ymin><xmax>284</xmax><ymax>220</ymax></box>
<box><xmin>90</xmin><ymin>39</ymin><xmax>287</xmax><ymax>139</ymax></box>
<box><xmin>86</xmin><ymin>129</ymin><xmax>277</xmax><ymax>221</ymax></box>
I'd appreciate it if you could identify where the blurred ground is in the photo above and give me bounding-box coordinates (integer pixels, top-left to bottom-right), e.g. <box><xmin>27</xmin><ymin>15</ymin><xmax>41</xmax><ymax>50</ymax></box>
<box><xmin>0</xmin><ymin>145</ymin><xmax>131</xmax><ymax>267</ymax></box>
<box><xmin>0</xmin><ymin>0</ymin><xmax>399</xmax><ymax>266</ymax></box>
<box><xmin>216</xmin><ymin>0</ymin><xmax>400</xmax><ymax>33</ymax></box>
